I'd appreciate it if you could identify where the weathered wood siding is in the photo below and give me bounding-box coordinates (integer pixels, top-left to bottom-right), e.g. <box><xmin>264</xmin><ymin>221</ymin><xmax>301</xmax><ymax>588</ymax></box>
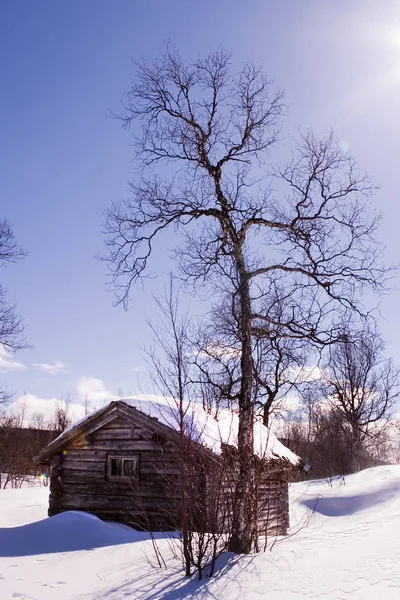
<box><xmin>46</xmin><ymin>406</ymin><xmax>293</xmax><ymax>537</ymax></box>
<box><xmin>208</xmin><ymin>471</ymin><xmax>290</xmax><ymax>539</ymax></box>
<box><xmin>255</xmin><ymin>479</ymin><xmax>289</xmax><ymax>537</ymax></box>
<box><xmin>49</xmin><ymin>415</ymin><xmax>181</xmax><ymax>530</ymax></box>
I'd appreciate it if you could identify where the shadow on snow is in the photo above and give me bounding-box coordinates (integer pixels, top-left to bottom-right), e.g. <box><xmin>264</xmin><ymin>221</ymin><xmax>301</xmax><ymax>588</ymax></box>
<box><xmin>301</xmin><ymin>481</ymin><xmax>400</xmax><ymax>517</ymax></box>
<box><xmin>85</xmin><ymin>552</ymin><xmax>246</xmax><ymax>600</ymax></box>
<box><xmin>0</xmin><ymin>511</ymin><xmax>174</xmax><ymax>557</ymax></box>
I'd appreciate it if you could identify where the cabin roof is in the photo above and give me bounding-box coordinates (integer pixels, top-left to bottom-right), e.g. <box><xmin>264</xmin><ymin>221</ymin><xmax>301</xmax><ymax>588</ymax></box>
<box><xmin>35</xmin><ymin>398</ymin><xmax>301</xmax><ymax>466</ymax></box>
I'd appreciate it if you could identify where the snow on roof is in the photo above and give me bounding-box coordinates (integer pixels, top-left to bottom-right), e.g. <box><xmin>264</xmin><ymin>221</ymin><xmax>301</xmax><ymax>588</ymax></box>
<box><xmin>47</xmin><ymin>397</ymin><xmax>300</xmax><ymax>466</ymax></box>
<box><xmin>120</xmin><ymin>398</ymin><xmax>301</xmax><ymax>465</ymax></box>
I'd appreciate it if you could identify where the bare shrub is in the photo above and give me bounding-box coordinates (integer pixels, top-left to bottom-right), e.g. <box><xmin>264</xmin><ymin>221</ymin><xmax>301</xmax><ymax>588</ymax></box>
<box><xmin>0</xmin><ymin>408</ymin><xmax>58</xmax><ymax>489</ymax></box>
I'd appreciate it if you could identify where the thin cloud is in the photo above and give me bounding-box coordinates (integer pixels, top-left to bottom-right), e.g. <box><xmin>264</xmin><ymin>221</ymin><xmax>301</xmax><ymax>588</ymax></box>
<box><xmin>32</xmin><ymin>360</ymin><xmax>68</xmax><ymax>375</ymax></box>
<box><xmin>76</xmin><ymin>377</ymin><xmax>115</xmax><ymax>404</ymax></box>
<box><xmin>0</xmin><ymin>345</ymin><xmax>25</xmax><ymax>372</ymax></box>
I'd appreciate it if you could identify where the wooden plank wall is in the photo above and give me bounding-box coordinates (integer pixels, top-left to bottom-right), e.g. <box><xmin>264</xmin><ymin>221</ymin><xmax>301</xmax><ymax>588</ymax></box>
<box><xmin>49</xmin><ymin>416</ymin><xmax>181</xmax><ymax>530</ymax></box>
<box><xmin>256</xmin><ymin>479</ymin><xmax>289</xmax><ymax>537</ymax></box>
<box><xmin>48</xmin><ymin>414</ymin><xmax>291</xmax><ymax>538</ymax></box>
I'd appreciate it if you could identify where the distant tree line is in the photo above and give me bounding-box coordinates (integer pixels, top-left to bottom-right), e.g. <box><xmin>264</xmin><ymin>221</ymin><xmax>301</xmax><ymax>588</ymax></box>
<box><xmin>282</xmin><ymin>325</ymin><xmax>400</xmax><ymax>478</ymax></box>
<box><xmin>0</xmin><ymin>398</ymin><xmax>72</xmax><ymax>489</ymax></box>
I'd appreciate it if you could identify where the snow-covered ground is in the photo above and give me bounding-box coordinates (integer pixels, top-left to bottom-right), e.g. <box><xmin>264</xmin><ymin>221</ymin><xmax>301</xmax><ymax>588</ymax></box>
<box><xmin>1</xmin><ymin>466</ymin><xmax>400</xmax><ymax>599</ymax></box>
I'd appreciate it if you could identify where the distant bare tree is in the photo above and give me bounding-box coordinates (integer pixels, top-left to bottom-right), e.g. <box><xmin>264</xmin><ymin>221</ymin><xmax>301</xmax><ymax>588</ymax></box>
<box><xmin>30</xmin><ymin>411</ymin><xmax>47</xmax><ymax>430</ymax></box>
<box><xmin>104</xmin><ymin>46</ymin><xmax>390</xmax><ymax>552</ymax></box>
<box><xmin>0</xmin><ymin>220</ymin><xmax>27</xmax><ymax>404</ymax></box>
<box><xmin>320</xmin><ymin>327</ymin><xmax>400</xmax><ymax>471</ymax></box>
<box><xmin>195</xmin><ymin>293</ymin><xmax>308</xmax><ymax>427</ymax></box>
<box><xmin>51</xmin><ymin>395</ymin><xmax>72</xmax><ymax>433</ymax></box>
<box><xmin>144</xmin><ymin>280</ymin><xmax>231</xmax><ymax>579</ymax></box>
<box><xmin>0</xmin><ymin>405</ymin><xmax>58</xmax><ymax>489</ymax></box>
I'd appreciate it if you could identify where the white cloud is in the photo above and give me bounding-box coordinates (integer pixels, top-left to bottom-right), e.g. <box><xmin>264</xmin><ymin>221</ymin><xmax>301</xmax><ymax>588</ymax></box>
<box><xmin>4</xmin><ymin>378</ymin><xmax>117</xmax><ymax>428</ymax></box>
<box><xmin>76</xmin><ymin>377</ymin><xmax>115</xmax><ymax>404</ymax></box>
<box><xmin>6</xmin><ymin>393</ymin><xmax>86</xmax><ymax>426</ymax></box>
<box><xmin>0</xmin><ymin>345</ymin><xmax>25</xmax><ymax>372</ymax></box>
<box><xmin>198</xmin><ymin>343</ymin><xmax>241</xmax><ymax>360</ymax></box>
<box><xmin>32</xmin><ymin>360</ymin><xmax>67</xmax><ymax>375</ymax></box>
<box><xmin>287</xmin><ymin>364</ymin><xmax>323</xmax><ymax>384</ymax></box>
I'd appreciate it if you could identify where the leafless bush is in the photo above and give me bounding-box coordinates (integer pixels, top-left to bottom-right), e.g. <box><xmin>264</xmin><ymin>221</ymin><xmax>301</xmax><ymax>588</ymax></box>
<box><xmin>320</xmin><ymin>326</ymin><xmax>400</xmax><ymax>472</ymax></box>
<box><xmin>143</xmin><ymin>282</ymin><xmax>233</xmax><ymax>578</ymax></box>
<box><xmin>0</xmin><ymin>403</ymin><xmax>59</xmax><ymax>489</ymax></box>
<box><xmin>282</xmin><ymin>407</ymin><xmax>392</xmax><ymax>480</ymax></box>
<box><xmin>0</xmin><ymin>219</ymin><xmax>27</xmax><ymax>404</ymax></box>
<box><xmin>0</xmin><ymin>420</ymin><xmax>57</xmax><ymax>488</ymax></box>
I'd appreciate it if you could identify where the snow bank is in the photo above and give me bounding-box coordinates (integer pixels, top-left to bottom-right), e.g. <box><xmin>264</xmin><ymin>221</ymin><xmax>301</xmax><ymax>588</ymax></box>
<box><xmin>296</xmin><ymin>465</ymin><xmax>400</xmax><ymax>518</ymax></box>
<box><xmin>2</xmin><ymin>465</ymin><xmax>400</xmax><ymax>599</ymax></box>
<box><xmin>0</xmin><ymin>511</ymin><xmax>145</xmax><ymax>557</ymax></box>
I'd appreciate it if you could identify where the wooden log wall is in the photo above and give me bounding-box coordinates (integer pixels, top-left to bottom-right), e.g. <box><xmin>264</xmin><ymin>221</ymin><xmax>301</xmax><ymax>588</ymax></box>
<box><xmin>255</xmin><ymin>479</ymin><xmax>289</xmax><ymax>537</ymax></box>
<box><xmin>47</xmin><ymin>412</ymin><xmax>292</xmax><ymax>538</ymax></box>
<box><xmin>48</xmin><ymin>416</ymin><xmax>182</xmax><ymax>530</ymax></box>
<box><xmin>207</xmin><ymin>458</ymin><xmax>291</xmax><ymax>539</ymax></box>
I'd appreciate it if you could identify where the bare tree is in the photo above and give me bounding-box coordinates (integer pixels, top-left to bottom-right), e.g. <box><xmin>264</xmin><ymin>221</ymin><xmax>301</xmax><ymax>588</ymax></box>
<box><xmin>51</xmin><ymin>394</ymin><xmax>72</xmax><ymax>433</ymax></box>
<box><xmin>103</xmin><ymin>47</ymin><xmax>389</xmax><ymax>553</ymax></box>
<box><xmin>0</xmin><ymin>404</ymin><xmax>59</xmax><ymax>490</ymax></box>
<box><xmin>195</xmin><ymin>293</ymin><xmax>308</xmax><ymax>427</ymax></box>
<box><xmin>0</xmin><ymin>220</ymin><xmax>26</xmax><ymax>403</ymax></box>
<box><xmin>320</xmin><ymin>326</ymin><xmax>400</xmax><ymax>471</ymax></box>
<box><xmin>144</xmin><ymin>279</ymin><xmax>230</xmax><ymax>578</ymax></box>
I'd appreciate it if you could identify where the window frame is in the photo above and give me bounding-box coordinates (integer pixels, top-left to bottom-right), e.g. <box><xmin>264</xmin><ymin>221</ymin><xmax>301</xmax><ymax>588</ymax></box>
<box><xmin>106</xmin><ymin>454</ymin><xmax>139</xmax><ymax>481</ymax></box>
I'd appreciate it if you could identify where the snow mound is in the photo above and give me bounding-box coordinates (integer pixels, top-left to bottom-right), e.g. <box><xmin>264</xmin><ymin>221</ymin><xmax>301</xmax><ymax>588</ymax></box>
<box><xmin>0</xmin><ymin>510</ymin><xmax>145</xmax><ymax>557</ymax></box>
<box><xmin>297</xmin><ymin>465</ymin><xmax>400</xmax><ymax>519</ymax></box>
<box><xmin>2</xmin><ymin>466</ymin><xmax>400</xmax><ymax>598</ymax></box>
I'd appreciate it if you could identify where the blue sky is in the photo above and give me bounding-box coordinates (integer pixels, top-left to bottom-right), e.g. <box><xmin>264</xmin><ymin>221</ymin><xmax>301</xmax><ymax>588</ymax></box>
<box><xmin>2</xmin><ymin>0</ymin><xmax>400</xmax><ymax>420</ymax></box>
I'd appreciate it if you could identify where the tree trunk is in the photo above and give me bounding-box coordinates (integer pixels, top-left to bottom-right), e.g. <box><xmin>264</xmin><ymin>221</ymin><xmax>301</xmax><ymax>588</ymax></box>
<box><xmin>263</xmin><ymin>396</ymin><xmax>275</xmax><ymax>428</ymax></box>
<box><xmin>350</xmin><ymin>424</ymin><xmax>363</xmax><ymax>473</ymax></box>
<box><xmin>229</xmin><ymin>261</ymin><xmax>255</xmax><ymax>554</ymax></box>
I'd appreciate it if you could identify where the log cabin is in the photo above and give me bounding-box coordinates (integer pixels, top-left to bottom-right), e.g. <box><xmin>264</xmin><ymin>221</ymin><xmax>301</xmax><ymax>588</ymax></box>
<box><xmin>35</xmin><ymin>399</ymin><xmax>302</xmax><ymax>537</ymax></box>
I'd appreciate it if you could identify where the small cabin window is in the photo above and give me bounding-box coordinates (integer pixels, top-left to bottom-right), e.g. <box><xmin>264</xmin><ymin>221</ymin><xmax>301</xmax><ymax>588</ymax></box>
<box><xmin>107</xmin><ymin>455</ymin><xmax>139</xmax><ymax>480</ymax></box>
<box><xmin>123</xmin><ymin>458</ymin><xmax>137</xmax><ymax>477</ymax></box>
<box><xmin>110</xmin><ymin>458</ymin><xmax>118</xmax><ymax>476</ymax></box>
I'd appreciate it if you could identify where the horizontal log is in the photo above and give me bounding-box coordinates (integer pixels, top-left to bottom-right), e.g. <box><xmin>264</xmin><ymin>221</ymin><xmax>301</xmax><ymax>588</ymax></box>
<box><xmin>59</xmin><ymin>474</ymin><xmax>179</xmax><ymax>487</ymax></box>
<box><xmin>89</xmin><ymin>441</ymin><xmax>166</xmax><ymax>452</ymax></box>
<box><xmin>58</xmin><ymin>493</ymin><xmax>179</xmax><ymax>511</ymax></box>
<box><xmin>59</xmin><ymin>482</ymin><xmax>179</xmax><ymax>499</ymax></box>
<box><xmin>141</xmin><ymin>467</ymin><xmax>180</xmax><ymax>476</ymax></box>
<box><xmin>67</xmin><ymin>439</ymin><xmax>90</xmax><ymax>450</ymax></box>
<box><xmin>64</xmin><ymin>447</ymin><xmax>178</xmax><ymax>461</ymax></box>
<box><xmin>93</xmin><ymin>430</ymin><xmax>146</xmax><ymax>441</ymax></box>
<box><xmin>61</xmin><ymin>449</ymin><xmax>107</xmax><ymax>461</ymax></box>
<box><xmin>258</xmin><ymin>508</ymin><xmax>288</xmax><ymax>519</ymax></box>
<box><xmin>257</xmin><ymin>496</ymin><xmax>289</xmax><ymax>506</ymax></box>
<box><xmin>260</xmin><ymin>481</ymin><xmax>287</xmax><ymax>486</ymax></box>
<box><xmin>61</xmin><ymin>471</ymin><xmax>106</xmax><ymax>483</ymax></box>
<box><xmin>101</xmin><ymin>420</ymin><xmax>145</xmax><ymax>431</ymax></box>
<box><xmin>258</xmin><ymin>507</ymin><xmax>289</xmax><ymax>518</ymax></box>
<box><xmin>61</xmin><ymin>460</ymin><xmax>106</xmax><ymax>472</ymax></box>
